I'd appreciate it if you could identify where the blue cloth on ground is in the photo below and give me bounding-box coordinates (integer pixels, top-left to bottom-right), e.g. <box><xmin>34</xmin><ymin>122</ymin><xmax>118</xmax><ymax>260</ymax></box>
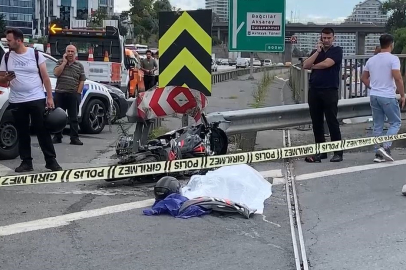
<box><xmin>143</xmin><ymin>193</ymin><xmax>210</xmax><ymax>219</ymax></box>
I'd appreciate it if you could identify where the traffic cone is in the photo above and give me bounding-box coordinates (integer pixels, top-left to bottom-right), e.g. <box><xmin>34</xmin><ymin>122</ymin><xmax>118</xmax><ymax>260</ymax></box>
<box><xmin>88</xmin><ymin>47</ymin><xmax>94</xmax><ymax>61</ymax></box>
<box><xmin>104</xmin><ymin>51</ymin><xmax>109</xmax><ymax>62</ymax></box>
<box><xmin>46</xmin><ymin>43</ymin><xmax>50</xmax><ymax>54</ymax></box>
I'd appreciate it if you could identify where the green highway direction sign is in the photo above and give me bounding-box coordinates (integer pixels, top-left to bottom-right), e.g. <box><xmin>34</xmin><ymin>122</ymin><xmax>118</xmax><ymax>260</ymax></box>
<box><xmin>228</xmin><ymin>0</ymin><xmax>286</xmax><ymax>52</ymax></box>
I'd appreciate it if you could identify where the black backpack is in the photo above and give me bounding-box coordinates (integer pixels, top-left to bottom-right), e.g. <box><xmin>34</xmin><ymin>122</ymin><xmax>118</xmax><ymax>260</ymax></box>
<box><xmin>4</xmin><ymin>48</ymin><xmax>43</xmax><ymax>84</ymax></box>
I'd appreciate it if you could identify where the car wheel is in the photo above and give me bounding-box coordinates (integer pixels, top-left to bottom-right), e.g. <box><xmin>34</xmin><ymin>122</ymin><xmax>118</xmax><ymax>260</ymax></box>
<box><xmin>111</xmin><ymin>99</ymin><xmax>120</xmax><ymax>124</ymax></box>
<box><xmin>0</xmin><ymin>111</ymin><xmax>19</xmax><ymax>160</ymax></box>
<box><xmin>80</xmin><ymin>99</ymin><xmax>106</xmax><ymax>134</ymax></box>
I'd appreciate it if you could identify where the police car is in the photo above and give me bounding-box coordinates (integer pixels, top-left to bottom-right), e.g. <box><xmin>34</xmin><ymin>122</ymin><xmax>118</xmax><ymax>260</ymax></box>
<box><xmin>0</xmin><ymin>46</ymin><xmax>122</xmax><ymax>160</ymax></box>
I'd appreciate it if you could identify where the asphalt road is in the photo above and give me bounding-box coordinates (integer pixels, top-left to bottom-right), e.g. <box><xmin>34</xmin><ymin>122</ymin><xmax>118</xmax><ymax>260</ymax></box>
<box><xmin>1</xmin><ymin>70</ymin><xmax>406</xmax><ymax>269</ymax></box>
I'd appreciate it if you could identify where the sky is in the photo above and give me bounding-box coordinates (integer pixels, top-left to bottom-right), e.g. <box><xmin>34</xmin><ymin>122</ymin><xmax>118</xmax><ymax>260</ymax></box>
<box><xmin>114</xmin><ymin>0</ymin><xmax>369</xmax><ymax>23</ymax></box>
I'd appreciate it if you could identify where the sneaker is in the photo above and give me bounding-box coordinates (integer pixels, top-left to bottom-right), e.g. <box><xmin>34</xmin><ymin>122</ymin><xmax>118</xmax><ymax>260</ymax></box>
<box><xmin>15</xmin><ymin>161</ymin><xmax>34</xmax><ymax>173</ymax></box>
<box><xmin>70</xmin><ymin>138</ymin><xmax>83</xmax><ymax>145</ymax></box>
<box><xmin>402</xmin><ymin>185</ymin><xmax>406</xmax><ymax>196</ymax></box>
<box><xmin>45</xmin><ymin>160</ymin><xmax>63</xmax><ymax>171</ymax></box>
<box><xmin>377</xmin><ymin>147</ymin><xmax>394</xmax><ymax>162</ymax></box>
<box><xmin>373</xmin><ymin>154</ymin><xmax>386</xmax><ymax>163</ymax></box>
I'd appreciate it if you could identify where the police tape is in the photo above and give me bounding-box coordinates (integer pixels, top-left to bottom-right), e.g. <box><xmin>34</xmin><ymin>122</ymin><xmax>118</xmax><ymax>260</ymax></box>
<box><xmin>1</xmin><ymin>133</ymin><xmax>406</xmax><ymax>187</ymax></box>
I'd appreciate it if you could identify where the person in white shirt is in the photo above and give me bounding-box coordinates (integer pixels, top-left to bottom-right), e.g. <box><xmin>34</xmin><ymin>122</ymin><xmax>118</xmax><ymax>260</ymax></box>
<box><xmin>0</xmin><ymin>28</ymin><xmax>62</xmax><ymax>172</ymax></box>
<box><xmin>361</xmin><ymin>34</ymin><xmax>405</xmax><ymax>163</ymax></box>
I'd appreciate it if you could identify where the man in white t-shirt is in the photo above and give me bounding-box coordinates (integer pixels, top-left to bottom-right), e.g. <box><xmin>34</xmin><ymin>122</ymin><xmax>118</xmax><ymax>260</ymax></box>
<box><xmin>0</xmin><ymin>28</ymin><xmax>62</xmax><ymax>172</ymax></box>
<box><xmin>361</xmin><ymin>34</ymin><xmax>405</xmax><ymax>163</ymax></box>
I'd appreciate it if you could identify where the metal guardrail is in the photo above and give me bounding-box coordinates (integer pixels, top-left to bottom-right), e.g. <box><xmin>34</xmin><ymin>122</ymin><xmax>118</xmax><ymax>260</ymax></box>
<box><xmin>207</xmin><ymin>97</ymin><xmax>373</xmax><ymax>135</ymax></box>
<box><xmin>289</xmin><ymin>54</ymin><xmax>406</xmax><ymax>103</ymax></box>
<box><xmin>212</xmin><ymin>65</ymin><xmax>288</xmax><ymax>85</ymax></box>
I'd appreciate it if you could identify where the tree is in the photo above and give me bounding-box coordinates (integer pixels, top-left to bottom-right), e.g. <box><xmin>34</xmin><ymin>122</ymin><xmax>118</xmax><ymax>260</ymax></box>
<box><xmin>393</xmin><ymin>27</ymin><xmax>406</xmax><ymax>53</ymax></box>
<box><xmin>111</xmin><ymin>14</ymin><xmax>128</xmax><ymax>37</ymax></box>
<box><xmin>153</xmin><ymin>0</ymin><xmax>172</xmax><ymax>13</ymax></box>
<box><xmin>292</xmin><ymin>46</ymin><xmax>301</xmax><ymax>57</ymax></box>
<box><xmin>0</xmin><ymin>14</ymin><xmax>6</xmax><ymax>37</ymax></box>
<box><xmin>381</xmin><ymin>0</ymin><xmax>406</xmax><ymax>32</ymax></box>
<box><xmin>89</xmin><ymin>9</ymin><xmax>108</xmax><ymax>27</ymax></box>
<box><xmin>129</xmin><ymin>0</ymin><xmax>154</xmax><ymax>42</ymax></box>
<box><xmin>212</xmin><ymin>36</ymin><xmax>221</xmax><ymax>45</ymax></box>
<box><xmin>151</xmin><ymin>0</ymin><xmax>172</xmax><ymax>34</ymax></box>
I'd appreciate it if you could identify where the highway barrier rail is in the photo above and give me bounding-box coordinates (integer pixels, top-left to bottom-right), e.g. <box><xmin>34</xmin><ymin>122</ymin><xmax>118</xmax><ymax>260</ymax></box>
<box><xmin>212</xmin><ymin>65</ymin><xmax>288</xmax><ymax>85</ymax></box>
<box><xmin>206</xmin><ymin>97</ymin><xmax>373</xmax><ymax>136</ymax></box>
<box><xmin>289</xmin><ymin>54</ymin><xmax>406</xmax><ymax>103</ymax></box>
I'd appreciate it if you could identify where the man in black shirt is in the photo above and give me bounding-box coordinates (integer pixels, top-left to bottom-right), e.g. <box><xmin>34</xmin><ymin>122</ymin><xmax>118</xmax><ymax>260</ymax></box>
<box><xmin>303</xmin><ymin>27</ymin><xmax>343</xmax><ymax>163</ymax></box>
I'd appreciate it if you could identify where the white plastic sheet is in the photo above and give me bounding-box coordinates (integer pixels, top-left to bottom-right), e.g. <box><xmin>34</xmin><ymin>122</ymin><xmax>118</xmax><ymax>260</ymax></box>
<box><xmin>181</xmin><ymin>164</ymin><xmax>272</xmax><ymax>214</ymax></box>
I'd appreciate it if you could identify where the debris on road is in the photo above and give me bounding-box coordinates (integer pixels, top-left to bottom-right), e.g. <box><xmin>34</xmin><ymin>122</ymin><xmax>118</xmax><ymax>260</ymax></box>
<box><xmin>143</xmin><ymin>164</ymin><xmax>272</xmax><ymax>219</ymax></box>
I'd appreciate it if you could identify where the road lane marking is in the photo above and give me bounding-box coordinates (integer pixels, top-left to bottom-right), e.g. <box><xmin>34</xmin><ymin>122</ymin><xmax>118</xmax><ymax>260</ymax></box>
<box><xmin>0</xmin><ymin>199</ymin><xmax>155</xmax><ymax>236</ymax></box>
<box><xmin>272</xmin><ymin>158</ymin><xmax>406</xmax><ymax>185</ymax></box>
<box><xmin>0</xmin><ymin>168</ymin><xmax>283</xmax><ymax>236</ymax></box>
<box><xmin>260</xmin><ymin>169</ymin><xmax>283</xmax><ymax>178</ymax></box>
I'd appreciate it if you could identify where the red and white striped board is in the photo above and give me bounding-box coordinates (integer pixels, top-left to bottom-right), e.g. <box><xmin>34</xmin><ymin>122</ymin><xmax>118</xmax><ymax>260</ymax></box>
<box><xmin>132</xmin><ymin>86</ymin><xmax>208</xmax><ymax>122</ymax></box>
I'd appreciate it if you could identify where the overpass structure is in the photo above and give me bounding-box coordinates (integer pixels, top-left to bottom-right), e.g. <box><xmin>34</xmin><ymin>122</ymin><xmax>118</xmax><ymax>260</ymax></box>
<box><xmin>212</xmin><ymin>22</ymin><xmax>386</xmax><ymax>55</ymax></box>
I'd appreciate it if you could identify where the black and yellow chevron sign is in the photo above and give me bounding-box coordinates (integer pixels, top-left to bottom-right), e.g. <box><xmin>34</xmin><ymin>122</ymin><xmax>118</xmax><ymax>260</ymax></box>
<box><xmin>158</xmin><ymin>10</ymin><xmax>212</xmax><ymax>96</ymax></box>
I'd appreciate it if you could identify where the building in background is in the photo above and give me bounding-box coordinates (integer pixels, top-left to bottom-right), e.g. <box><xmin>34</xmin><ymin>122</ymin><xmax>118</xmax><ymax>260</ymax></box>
<box><xmin>294</xmin><ymin>0</ymin><xmax>387</xmax><ymax>56</ymax></box>
<box><xmin>205</xmin><ymin>0</ymin><xmax>228</xmax><ymax>21</ymax></box>
<box><xmin>31</xmin><ymin>0</ymin><xmax>115</xmax><ymax>37</ymax></box>
<box><xmin>0</xmin><ymin>0</ymin><xmax>34</xmax><ymax>35</ymax></box>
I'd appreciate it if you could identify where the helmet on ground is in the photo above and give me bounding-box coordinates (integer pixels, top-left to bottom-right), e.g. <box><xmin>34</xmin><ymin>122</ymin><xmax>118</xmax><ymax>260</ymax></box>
<box><xmin>44</xmin><ymin>107</ymin><xmax>68</xmax><ymax>134</ymax></box>
<box><xmin>154</xmin><ymin>176</ymin><xmax>181</xmax><ymax>201</ymax></box>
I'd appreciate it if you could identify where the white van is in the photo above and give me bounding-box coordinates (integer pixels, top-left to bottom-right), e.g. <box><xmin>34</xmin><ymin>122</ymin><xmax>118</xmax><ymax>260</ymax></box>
<box><xmin>264</xmin><ymin>59</ymin><xmax>272</xmax><ymax>66</ymax></box>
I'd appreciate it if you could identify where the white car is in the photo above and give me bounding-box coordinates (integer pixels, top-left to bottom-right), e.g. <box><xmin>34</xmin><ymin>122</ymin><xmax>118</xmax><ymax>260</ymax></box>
<box><xmin>263</xmin><ymin>59</ymin><xmax>272</xmax><ymax>66</ymax></box>
<box><xmin>253</xmin><ymin>59</ymin><xmax>262</xmax><ymax>67</ymax></box>
<box><xmin>236</xmin><ymin>57</ymin><xmax>249</xmax><ymax>68</ymax></box>
<box><xmin>0</xmin><ymin>49</ymin><xmax>114</xmax><ymax>160</ymax></box>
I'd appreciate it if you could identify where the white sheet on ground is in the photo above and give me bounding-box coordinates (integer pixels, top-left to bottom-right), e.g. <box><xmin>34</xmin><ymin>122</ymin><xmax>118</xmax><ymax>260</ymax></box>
<box><xmin>181</xmin><ymin>164</ymin><xmax>272</xmax><ymax>214</ymax></box>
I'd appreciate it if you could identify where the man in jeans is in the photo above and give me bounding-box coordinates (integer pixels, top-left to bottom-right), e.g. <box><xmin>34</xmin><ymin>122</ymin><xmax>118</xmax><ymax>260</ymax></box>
<box><xmin>52</xmin><ymin>45</ymin><xmax>85</xmax><ymax>145</ymax></box>
<box><xmin>303</xmin><ymin>27</ymin><xmax>343</xmax><ymax>163</ymax></box>
<box><xmin>0</xmin><ymin>28</ymin><xmax>62</xmax><ymax>172</ymax></box>
<box><xmin>361</xmin><ymin>34</ymin><xmax>405</xmax><ymax>162</ymax></box>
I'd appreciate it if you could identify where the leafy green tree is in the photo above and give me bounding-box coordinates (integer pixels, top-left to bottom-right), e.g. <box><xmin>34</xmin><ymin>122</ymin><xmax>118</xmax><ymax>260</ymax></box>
<box><xmin>212</xmin><ymin>36</ymin><xmax>221</xmax><ymax>45</ymax></box>
<box><xmin>129</xmin><ymin>0</ymin><xmax>154</xmax><ymax>42</ymax></box>
<box><xmin>382</xmin><ymin>0</ymin><xmax>406</xmax><ymax>32</ymax></box>
<box><xmin>0</xmin><ymin>14</ymin><xmax>6</xmax><ymax>37</ymax></box>
<box><xmin>151</xmin><ymin>0</ymin><xmax>172</xmax><ymax>34</ymax></box>
<box><xmin>89</xmin><ymin>9</ymin><xmax>108</xmax><ymax>27</ymax></box>
<box><xmin>393</xmin><ymin>27</ymin><xmax>406</xmax><ymax>53</ymax></box>
<box><xmin>153</xmin><ymin>0</ymin><xmax>172</xmax><ymax>13</ymax></box>
<box><xmin>111</xmin><ymin>14</ymin><xmax>128</xmax><ymax>37</ymax></box>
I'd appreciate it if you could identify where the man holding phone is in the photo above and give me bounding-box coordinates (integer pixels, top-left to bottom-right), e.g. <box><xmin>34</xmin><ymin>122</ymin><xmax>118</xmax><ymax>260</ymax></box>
<box><xmin>0</xmin><ymin>28</ymin><xmax>62</xmax><ymax>172</ymax></box>
<box><xmin>52</xmin><ymin>44</ymin><xmax>85</xmax><ymax>145</ymax></box>
<box><xmin>303</xmin><ymin>27</ymin><xmax>344</xmax><ymax>163</ymax></box>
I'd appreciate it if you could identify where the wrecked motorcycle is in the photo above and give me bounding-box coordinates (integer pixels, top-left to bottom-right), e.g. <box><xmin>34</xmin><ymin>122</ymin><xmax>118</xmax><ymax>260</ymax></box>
<box><xmin>112</xmin><ymin>113</ymin><xmax>229</xmax><ymax>182</ymax></box>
